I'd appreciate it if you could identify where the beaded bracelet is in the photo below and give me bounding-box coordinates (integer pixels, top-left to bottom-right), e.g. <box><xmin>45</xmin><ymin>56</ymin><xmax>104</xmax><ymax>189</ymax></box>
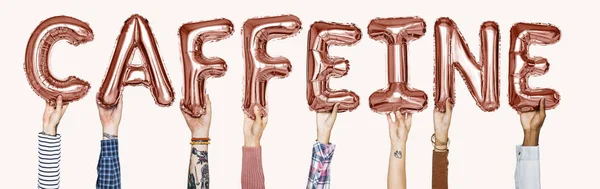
<box><xmin>190</xmin><ymin>141</ymin><xmax>210</xmax><ymax>145</ymax></box>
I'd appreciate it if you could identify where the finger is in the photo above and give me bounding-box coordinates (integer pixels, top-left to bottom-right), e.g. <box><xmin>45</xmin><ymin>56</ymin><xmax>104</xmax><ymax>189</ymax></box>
<box><xmin>61</xmin><ymin>104</ymin><xmax>69</xmax><ymax>115</ymax></box>
<box><xmin>116</xmin><ymin>97</ymin><xmax>124</xmax><ymax>113</ymax></box>
<box><xmin>262</xmin><ymin>116</ymin><xmax>268</xmax><ymax>128</ymax></box>
<box><xmin>253</xmin><ymin>105</ymin><xmax>262</xmax><ymax>123</ymax></box>
<box><xmin>386</xmin><ymin>113</ymin><xmax>393</xmax><ymax>125</ymax></box>
<box><xmin>406</xmin><ymin>113</ymin><xmax>413</xmax><ymax>130</ymax></box>
<box><xmin>329</xmin><ymin>103</ymin><xmax>340</xmax><ymax>121</ymax></box>
<box><xmin>56</xmin><ymin>96</ymin><xmax>63</xmax><ymax>112</ymax></box>
<box><xmin>205</xmin><ymin>94</ymin><xmax>212</xmax><ymax>114</ymax></box>
<box><xmin>395</xmin><ymin>111</ymin><xmax>403</xmax><ymax>123</ymax></box>
<box><xmin>445</xmin><ymin>98</ymin><xmax>453</xmax><ymax>115</ymax></box>
<box><xmin>539</xmin><ymin>99</ymin><xmax>546</xmax><ymax>118</ymax></box>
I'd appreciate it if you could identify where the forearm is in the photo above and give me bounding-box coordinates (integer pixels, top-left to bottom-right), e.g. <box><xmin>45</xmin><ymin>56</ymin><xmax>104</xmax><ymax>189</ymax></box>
<box><xmin>188</xmin><ymin>144</ymin><xmax>209</xmax><ymax>189</ymax></box>
<box><xmin>515</xmin><ymin>145</ymin><xmax>541</xmax><ymax>189</ymax></box>
<box><xmin>96</xmin><ymin>139</ymin><xmax>121</xmax><ymax>189</ymax></box>
<box><xmin>241</xmin><ymin>146</ymin><xmax>265</xmax><ymax>189</ymax></box>
<box><xmin>38</xmin><ymin>132</ymin><xmax>61</xmax><ymax>189</ymax></box>
<box><xmin>388</xmin><ymin>143</ymin><xmax>406</xmax><ymax>189</ymax></box>
<box><xmin>306</xmin><ymin>141</ymin><xmax>335</xmax><ymax>189</ymax></box>
<box><xmin>432</xmin><ymin>150</ymin><xmax>449</xmax><ymax>189</ymax></box>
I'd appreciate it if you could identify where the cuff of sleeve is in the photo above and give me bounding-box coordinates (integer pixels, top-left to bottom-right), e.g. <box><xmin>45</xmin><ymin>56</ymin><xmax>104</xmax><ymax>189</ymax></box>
<box><xmin>516</xmin><ymin>145</ymin><xmax>539</xmax><ymax>160</ymax></box>
<box><xmin>100</xmin><ymin>139</ymin><xmax>119</xmax><ymax>157</ymax></box>
<box><xmin>38</xmin><ymin>132</ymin><xmax>61</xmax><ymax>140</ymax></box>
<box><xmin>242</xmin><ymin>146</ymin><xmax>262</xmax><ymax>158</ymax></box>
<box><xmin>313</xmin><ymin>141</ymin><xmax>336</xmax><ymax>160</ymax></box>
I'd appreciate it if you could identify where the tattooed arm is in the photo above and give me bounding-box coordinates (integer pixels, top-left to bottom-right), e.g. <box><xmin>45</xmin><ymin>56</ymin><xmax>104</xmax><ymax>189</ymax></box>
<box><xmin>386</xmin><ymin>111</ymin><xmax>412</xmax><ymax>189</ymax></box>
<box><xmin>189</xmin><ymin>145</ymin><xmax>209</xmax><ymax>189</ymax></box>
<box><xmin>183</xmin><ymin>94</ymin><xmax>212</xmax><ymax>189</ymax></box>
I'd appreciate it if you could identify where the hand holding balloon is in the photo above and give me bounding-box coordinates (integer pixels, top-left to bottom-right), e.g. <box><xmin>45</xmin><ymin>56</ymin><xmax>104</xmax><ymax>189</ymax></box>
<box><xmin>97</xmin><ymin>98</ymin><xmax>123</xmax><ymax>140</ymax></box>
<box><xmin>243</xmin><ymin>106</ymin><xmax>268</xmax><ymax>147</ymax></box>
<box><xmin>42</xmin><ymin>95</ymin><xmax>69</xmax><ymax>136</ymax></box>
<box><xmin>182</xmin><ymin>94</ymin><xmax>212</xmax><ymax>138</ymax></box>
<box><xmin>316</xmin><ymin>103</ymin><xmax>340</xmax><ymax>144</ymax></box>
<box><xmin>520</xmin><ymin>100</ymin><xmax>546</xmax><ymax>146</ymax></box>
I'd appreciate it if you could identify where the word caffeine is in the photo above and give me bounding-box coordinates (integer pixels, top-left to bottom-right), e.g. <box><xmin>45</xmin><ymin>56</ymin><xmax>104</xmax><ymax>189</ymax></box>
<box><xmin>24</xmin><ymin>14</ymin><xmax>560</xmax><ymax>118</ymax></box>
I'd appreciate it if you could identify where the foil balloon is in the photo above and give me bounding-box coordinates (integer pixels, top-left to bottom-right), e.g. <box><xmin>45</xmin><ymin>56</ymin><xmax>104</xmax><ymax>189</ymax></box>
<box><xmin>97</xmin><ymin>14</ymin><xmax>175</xmax><ymax>108</ymax></box>
<box><xmin>307</xmin><ymin>21</ymin><xmax>361</xmax><ymax>112</ymax></box>
<box><xmin>242</xmin><ymin>15</ymin><xmax>302</xmax><ymax>119</ymax></box>
<box><xmin>509</xmin><ymin>23</ymin><xmax>561</xmax><ymax>112</ymax></box>
<box><xmin>368</xmin><ymin>17</ymin><xmax>428</xmax><ymax>114</ymax></box>
<box><xmin>434</xmin><ymin>18</ymin><xmax>500</xmax><ymax>112</ymax></box>
<box><xmin>24</xmin><ymin>16</ymin><xmax>93</xmax><ymax>105</ymax></box>
<box><xmin>179</xmin><ymin>19</ymin><xmax>233</xmax><ymax>117</ymax></box>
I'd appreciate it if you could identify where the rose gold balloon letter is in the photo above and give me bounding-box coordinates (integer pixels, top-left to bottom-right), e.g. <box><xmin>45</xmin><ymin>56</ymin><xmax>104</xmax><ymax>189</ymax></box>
<box><xmin>434</xmin><ymin>18</ymin><xmax>500</xmax><ymax>112</ymax></box>
<box><xmin>509</xmin><ymin>23</ymin><xmax>561</xmax><ymax>112</ymax></box>
<box><xmin>24</xmin><ymin>16</ymin><xmax>93</xmax><ymax>104</ymax></box>
<box><xmin>242</xmin><ymin>15</ymin><xmax>302</xmax><ymax>119</ymax></box>
<box><xmin>179</xmin><ymin>19</ymin><xmax>233</xmax><ymax>117</ymax></box>
<box><xmin>367</xmin><ymin>17</ymin><xmax>428</xmax><ymax>114</ymax></box>
<box><xmin>307</xmin><ymin>21</ymin><xmax>361</xmax><ymax>112</ymax></box>
<box><xmin>97</xmin><ymin>14</ymin><xmax>175</xmax><ymax>108</ymax></box>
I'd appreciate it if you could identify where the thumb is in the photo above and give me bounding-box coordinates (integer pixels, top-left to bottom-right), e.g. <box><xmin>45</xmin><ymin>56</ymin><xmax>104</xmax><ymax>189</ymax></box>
<box><xmin>253</xmin><ymin>105</ymin><xmax>262</xmax><ymax>123</ymax></box>
<box><xmin>329</xmin><ymin>103</ymin><xmax>340</xmax><ymax>121</ymax></box>
<box><xmin>539</xmin><ymin>99</ymin><xmax>546</xmax><ymax>118</ymax></box>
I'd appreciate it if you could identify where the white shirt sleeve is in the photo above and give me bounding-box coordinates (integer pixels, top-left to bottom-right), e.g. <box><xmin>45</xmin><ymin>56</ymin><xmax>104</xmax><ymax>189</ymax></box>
<box><xmin>515</xmin><ymin>145</ymin><xmax>541</xmax><ymax>189</ymax></box>
<box><xmin>38</xmin><ymin>133</ymin><xmax>61</xmax><ymax>189</ymax></box>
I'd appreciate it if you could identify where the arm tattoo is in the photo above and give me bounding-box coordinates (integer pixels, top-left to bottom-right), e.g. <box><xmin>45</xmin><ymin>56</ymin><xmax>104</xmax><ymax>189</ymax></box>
<box><xmin>188</xmin><ymin>147</ymin><xmax>209</xmax><ymax>189</ymax></box>
<box><xmin>103</xmin><ymin>132</ymin><xmax>118</xmax><ymax>140</ymax></box>
<box><xmin>393</xmin><ymin>150</ymin><xmax>402</xmax><ymax>159</ymax></box>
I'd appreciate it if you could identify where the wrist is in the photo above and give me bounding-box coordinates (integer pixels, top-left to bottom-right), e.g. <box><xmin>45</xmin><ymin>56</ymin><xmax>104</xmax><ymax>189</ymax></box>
<box><xmin>317</xmin><ymin>131</ymin><xmax>332</xmax><ymax>144</ymax></box>
<box><xmin>244</xmin><ymin>138</ymin><xmax>260</xmax><ymax>147</ymax></box>
<box><xmin>191</xmin><ymin>131</ymin><xmax>209</xmax><ymax>138</ymax></box>
<box><xmin>523</xmin><ymin>130</ymin><xmax>540</xmax><ymax>146</ymax></box>
<box><xmin>42</xmin><ymin>125</ymin><xmax>57</xmax><ymax>136</ymax></box>
<box><xmin>391</xmin><ymin>141</ymin><xmax>406</xmax><ymax>149</ymax></box>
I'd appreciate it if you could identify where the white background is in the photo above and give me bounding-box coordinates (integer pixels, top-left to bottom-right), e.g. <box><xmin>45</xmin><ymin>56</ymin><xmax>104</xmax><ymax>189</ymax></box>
<box><xmin>0</xmin><ymin>0</ymin><xmax>598</xmax><ymax>188</ymax></box>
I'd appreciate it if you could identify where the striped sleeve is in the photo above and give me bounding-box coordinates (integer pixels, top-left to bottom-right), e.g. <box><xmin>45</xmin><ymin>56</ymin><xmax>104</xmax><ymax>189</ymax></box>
<box><xmin>38</xmin><ymin>132</ymin><xmax>61</xmax><ymax>189</ymax></box>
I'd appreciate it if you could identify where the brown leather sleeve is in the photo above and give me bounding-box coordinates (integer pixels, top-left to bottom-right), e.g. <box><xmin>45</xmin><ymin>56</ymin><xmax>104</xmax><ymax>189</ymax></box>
<box><xmin>432</xmin><ymin>150</ymin><xmax>449</xmax><ymax>189</ymax></box>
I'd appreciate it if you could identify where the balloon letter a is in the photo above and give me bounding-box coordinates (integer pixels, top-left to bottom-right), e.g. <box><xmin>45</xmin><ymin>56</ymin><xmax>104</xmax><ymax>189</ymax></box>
<box><xmin>97</xmin><ymin>14</ymin><xmax>175</xmax><ymax>108</ymax></box>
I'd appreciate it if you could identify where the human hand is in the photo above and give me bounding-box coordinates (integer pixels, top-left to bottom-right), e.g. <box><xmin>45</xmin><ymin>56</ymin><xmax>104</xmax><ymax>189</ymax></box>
<box><xmin>520</xmin><ymin>99</ymin><xmax>546</xmax><ymax>146</ymax></box>
<box><xmin>433</xmin><ymin>99</ymin><xmax>453</xmax><ymax>150</ymax></box>
<box><xmin>98</xmin><ymin>98</ymin><xmax>123</xmax><ymax>140</ymax></box>
<box><xmin>42</xmin><ymin>95</ymin><xmax>68</xmax><ymax>135</ymax></box>
<box><xmin>182</xmin><ymin>94</ymin><xmax>212</xmax><ymax>138</ymax></box>
<box><xmin>387</xmin><ymin>111</ymin><xmax>412</xmax><ymax>147</ymax></box>
<box><xmin>243</xmin><ymin>106</ymin><xmax>268</xmax><ymax>147</ymax></box>
<box><xmin>316</xmin><ymin>103</ymin><xmax>340</xmax><ymax>144</ymax></box>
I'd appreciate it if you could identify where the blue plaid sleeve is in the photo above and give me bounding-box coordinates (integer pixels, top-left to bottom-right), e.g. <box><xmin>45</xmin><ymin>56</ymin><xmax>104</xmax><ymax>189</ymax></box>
<box><xmin>306</xmin><ymin>141</ymin><xmax>336</xmax><ymax>189</ymax></box>
<box><xmin>96</xmin><ymin>139</ymin><xmax>121</xmax><ymax>189</ymax></box>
